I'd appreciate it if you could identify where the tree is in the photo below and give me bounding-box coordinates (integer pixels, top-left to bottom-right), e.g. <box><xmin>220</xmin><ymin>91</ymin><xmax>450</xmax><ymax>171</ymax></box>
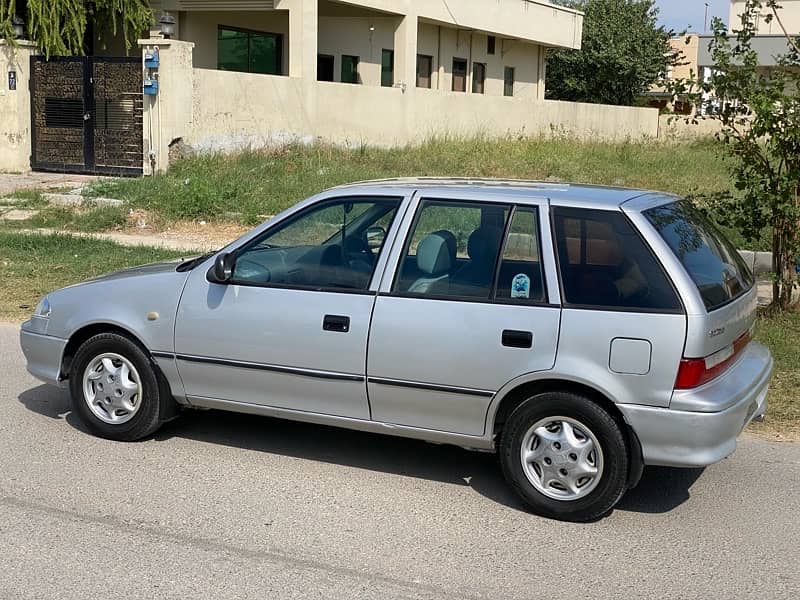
<box><xmin>546</xmin><ymin>0</ymin><xmax>673</xmax><ymax>106</ymax></box>
<box><xmin>668</xmin><ymin>0</ymin><xmax>800</xmax><ymax>310</ymax></box>
<box><xmin>0</xmin><ymin>0</ymin><xmax>152</xmax><ymax>58</ymax></box>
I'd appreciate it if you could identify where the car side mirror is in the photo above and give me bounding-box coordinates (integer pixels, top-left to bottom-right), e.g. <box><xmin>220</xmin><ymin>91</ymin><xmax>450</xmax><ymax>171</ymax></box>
<box><xmin>207</xmin><ymin>252</ymin><xmax>236</xmax><ymax>284</ymax></box>
<box><xmin>365</xmin><ymin>226</ymin><xmax>387</xmax><ymax>250</ymax></box>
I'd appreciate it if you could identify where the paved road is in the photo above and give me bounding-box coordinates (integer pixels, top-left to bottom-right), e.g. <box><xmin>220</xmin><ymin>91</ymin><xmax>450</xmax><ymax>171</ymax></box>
<box><xmin>1</xmin><ymin>322</ymin><xmax>798</xmax><ymax>599</ymax></box>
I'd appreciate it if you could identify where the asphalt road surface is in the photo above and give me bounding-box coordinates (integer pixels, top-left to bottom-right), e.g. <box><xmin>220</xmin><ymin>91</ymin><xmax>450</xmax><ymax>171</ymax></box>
<box><xmin>1</xmin><ymin>322</ymin><xmax>798</xmax><ymax>599</ymax></box>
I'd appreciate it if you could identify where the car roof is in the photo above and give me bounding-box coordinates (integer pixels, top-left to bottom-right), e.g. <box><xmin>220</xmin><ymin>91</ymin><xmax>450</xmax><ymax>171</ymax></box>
<box><xmin>327</xmin><ymin>178</ymin><xmax>677</xmax><ymax>209</ymax></box>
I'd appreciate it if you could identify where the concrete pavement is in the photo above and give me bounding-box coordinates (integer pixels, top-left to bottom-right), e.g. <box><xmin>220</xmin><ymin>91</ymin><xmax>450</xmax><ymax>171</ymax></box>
<box><xmin>1</xmin><ymin>322</ymin><xmax>798</xmax><ymax>599</ymax></box>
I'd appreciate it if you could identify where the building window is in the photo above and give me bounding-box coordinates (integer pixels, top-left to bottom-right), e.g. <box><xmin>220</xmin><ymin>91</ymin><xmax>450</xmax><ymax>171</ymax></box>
<box><xmin>487</xmin><ymin>36</ymin><xmax>496</xmax><ymax>55</ymax></box>
<box><xmin>317</xmin><ymin>54</ymin><xmax>334</xmax><ymax>82</ymax></box>
<box><xmin>217</xmin><ymin>27</ymin><xmax>282</xmax><ymax>75</ymax></box>
<box><xmin>417</xmin><ymin>54</ymin><xmax>433</xmax><ymax>88</ymax></box>
<box><xmin>452</xmin><ymin>58</ymin><xmax>467</xmax><ymax>92</ymax></box>
<box><xmin>381</xmin><ymin>49</ymin><xmax>395</xmax><ymax>87</ymax></box>
<box><xmin>472</xmin><ymin>62</ymin><xmax>486</xmax><ymax>94</ymax></box>
<box><xmin>504</xmin><ymin>66</ymin><xmax>515</xmax><ymax>97</ymax></box>
<box><xmin>341</xmin><ymin>55</ymin><xmax>360</xmax><ymax>84</ymax></box>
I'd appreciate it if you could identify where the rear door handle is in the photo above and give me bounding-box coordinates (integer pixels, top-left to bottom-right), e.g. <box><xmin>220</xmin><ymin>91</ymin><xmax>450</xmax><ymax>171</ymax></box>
<box><xmin>502</xmin><ymin>330</ymin><xmax>533</xmax><ymax>349</ymax></box>
<box><xmin>323</xmin><ymin>314</ymin><xmax>350</xmax><ymax>333</ymax></box>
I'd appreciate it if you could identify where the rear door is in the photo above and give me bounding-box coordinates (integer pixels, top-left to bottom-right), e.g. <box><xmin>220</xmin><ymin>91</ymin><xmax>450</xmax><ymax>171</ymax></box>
<box><xmin>551</xmin><ymin>206</ymin><xmax>688</xmax><ymax>408</ymax></box>
<box><xmin>366</xmin><ymin>190</ymin><xmax>561</xmax><ymax>436</ymax></box>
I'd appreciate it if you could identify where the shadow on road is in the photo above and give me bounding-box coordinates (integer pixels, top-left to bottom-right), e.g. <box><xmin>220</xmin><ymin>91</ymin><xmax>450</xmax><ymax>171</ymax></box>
<box><xmin>17</xmin><ymin>384</ymin><xmax>91</xmax><ymax>434</ymax></box>
<box><xmin>19</xmin><ymin>383</ymin><xmax>704</xmax><ymax>517</ymax></box>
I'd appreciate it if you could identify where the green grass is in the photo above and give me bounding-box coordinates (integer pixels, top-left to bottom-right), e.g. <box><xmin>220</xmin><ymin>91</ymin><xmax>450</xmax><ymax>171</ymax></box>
<box><xmin>1</xmin><ymin>205</ymin><xmax>129</xmax><ymax>233</ymax></box>
<box><xmin>84</xmin><ymin>136</ymin><xmax>742</xmax><ymax>229</ymax></box>
<box><xmin>752</xmin><ymin>312</ymin><xmax>800</xmax><ymax>437</ymax></box>
<box><xmin>0</xmin><ymin>189</ymin><xmax>47</xmax><ymax>209</ymax></box>
<box><xmin>0</xmin><ymin>232</ymin><xmax>187</xmax><ymax>321</ymax></box>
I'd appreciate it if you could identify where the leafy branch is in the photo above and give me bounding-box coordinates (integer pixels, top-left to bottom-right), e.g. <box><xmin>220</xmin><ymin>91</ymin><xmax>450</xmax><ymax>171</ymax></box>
<box><xmin>667</xmin><ymin>0</ymin><xmax>800</xmax><ymax>310</ymax></box>
<box><xmin>1</xmin><ymin>0</ymin><xmax>152</xmax><ymax>58</ymax></box>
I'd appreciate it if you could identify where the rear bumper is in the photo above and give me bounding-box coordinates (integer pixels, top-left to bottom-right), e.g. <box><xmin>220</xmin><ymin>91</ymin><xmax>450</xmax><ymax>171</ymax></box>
<box><xmin>619</xmin><ymin>342</ymin><xmax>772</xmax><ymax>468</ymax></box>
<box><xmin>19</xmin><ymin>323</ymin><xmax>67</xmax><ymax>387</ymax></box>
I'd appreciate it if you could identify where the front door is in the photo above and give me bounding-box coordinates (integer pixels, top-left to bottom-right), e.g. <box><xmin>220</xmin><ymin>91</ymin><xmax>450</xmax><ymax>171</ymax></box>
<box><xmin>174</xmin><ymin>195</ymin><xmax>403</xmax><ymax>418</ymax></box>
<box><xmin>366</xmin><ymin>192</ymin><xmax>561</xmax><ymax>436</ymax></box>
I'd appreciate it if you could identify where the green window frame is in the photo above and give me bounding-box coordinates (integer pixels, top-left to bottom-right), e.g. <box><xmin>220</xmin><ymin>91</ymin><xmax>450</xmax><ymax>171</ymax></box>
<box><xmin>504</xmin><ymin>66</ymin><xmax>515</xmax><ymax>97</ymax></box>
<box><xmin>342</xmin><ymin>55</ymin><xmax>360</xmax><ymax>84</ymax></box>
<box><xmin>217</xmin><ymin>26</ymin><xmax>282</xmax><ymax>75</ymax></box>
<box><xmin>381</xmin><ymin>49</ymin><xmax>394</xmax><ymax>87</ymax></box>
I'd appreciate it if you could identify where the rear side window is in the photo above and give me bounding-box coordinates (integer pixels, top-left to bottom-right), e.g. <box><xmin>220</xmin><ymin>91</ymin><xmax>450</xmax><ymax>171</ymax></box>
<box><xmin>645</xmin><ymin>201</ymin><xmax>754</xmax><ymax>310</ymax></box>
<box><xmin>553</xmin><ymin>207</ymin><xmax>681</xmax><ymax>312</ymax></box>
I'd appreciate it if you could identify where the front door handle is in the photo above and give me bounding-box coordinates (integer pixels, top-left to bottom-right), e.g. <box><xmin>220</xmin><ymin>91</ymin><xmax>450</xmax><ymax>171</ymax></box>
<box><xmin>323</xmin><ymin>314</ymin><xmax>350</xmax><ymax>333</ymax></box>
<box><xmin>502</xmin><ymin>330</ymin><xmax>533</xmax><ymax>349</ymax></box>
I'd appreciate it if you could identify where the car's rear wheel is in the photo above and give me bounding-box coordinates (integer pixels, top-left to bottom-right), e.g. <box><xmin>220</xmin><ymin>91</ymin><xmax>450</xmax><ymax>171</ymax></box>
<box><xmin>69</xmin><ymin>333</ymin><xmax>166</xmax><ymax>441</ymax></box>
<box><xmin>499</xmin><ymin>391</ymin><xmax>629</xmax><ymax>522</ymax></box>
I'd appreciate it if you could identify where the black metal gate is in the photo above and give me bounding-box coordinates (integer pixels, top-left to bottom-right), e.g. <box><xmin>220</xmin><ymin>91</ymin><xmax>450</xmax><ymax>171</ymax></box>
<box><xmin>30</xmin><ymin>56</ymin><xmax>143</xmax><ymax>175</ymax></box>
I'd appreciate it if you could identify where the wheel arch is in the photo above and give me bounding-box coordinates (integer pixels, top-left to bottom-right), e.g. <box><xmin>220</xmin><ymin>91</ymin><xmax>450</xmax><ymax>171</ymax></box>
<box><xmin>60</xmin><ymin>322</ymin><xmax>153</xmax><ymax>382</ymax></box>
<box><xmin>489</xmin><ymin>377</ymin><xmax>644</xmax><ymax>489</ymax></box>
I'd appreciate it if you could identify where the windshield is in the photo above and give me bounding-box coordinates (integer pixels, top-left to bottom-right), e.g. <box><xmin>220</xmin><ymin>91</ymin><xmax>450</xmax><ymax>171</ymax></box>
<box><xmin>645</xmin><ymin>200</ymin><xmax>754</xmax><ymax>311</ymax></box>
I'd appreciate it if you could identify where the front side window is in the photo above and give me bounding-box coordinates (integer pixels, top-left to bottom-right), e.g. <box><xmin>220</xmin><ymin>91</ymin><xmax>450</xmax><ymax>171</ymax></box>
<box><xmin>218</xmin><ymin>27</ymin><xmax>282</xmax><ymax>75</ymax></box>
<box><xmin>394</xmin><ymin>200</ymin><xmax>511</xmax><ymax>300</ymax></box>
<box><xmin>232</xmin><ymin>197</ymin><xmax>401</xmax><ymax>291</ymax></box>
<box><xmin>645</xmin><ymin>200</ymin><xmax>754</xmax><ymax>310</ymax></box>
<box><xmin>553</xmin><ymin>207</ymin><xmax>681</xmax><ymax>311</ymax></box>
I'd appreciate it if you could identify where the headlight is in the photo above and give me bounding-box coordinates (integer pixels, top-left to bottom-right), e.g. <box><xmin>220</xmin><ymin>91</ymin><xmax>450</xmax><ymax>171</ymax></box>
<box><xmin>34</xmin><ymin>297</ymin><xmax>52</xmax><ymax>318</ymax></box>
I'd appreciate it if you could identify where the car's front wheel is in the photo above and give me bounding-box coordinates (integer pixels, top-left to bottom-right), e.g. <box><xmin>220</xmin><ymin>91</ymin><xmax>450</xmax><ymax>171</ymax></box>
<box><xmin>499</xmin><ymin>391</ymin><xmax>629</xmax><ymax>522</ymax></box>
<box><xmin>69</xmin><ymin>332</ymin><xmax>166</xmax><ymax>441</ymax></box>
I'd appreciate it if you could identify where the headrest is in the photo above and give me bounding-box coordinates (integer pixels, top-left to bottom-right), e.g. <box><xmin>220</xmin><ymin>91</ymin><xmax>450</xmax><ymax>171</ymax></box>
<box><xmin>416</xmin><ymin>232</ymin><xmax>455</xmax><ymax>276</ymax></box>
<box><xmin>467</xmin><ymin>226</ymin><xmax>504</xmax><ymax>263</ymax></box>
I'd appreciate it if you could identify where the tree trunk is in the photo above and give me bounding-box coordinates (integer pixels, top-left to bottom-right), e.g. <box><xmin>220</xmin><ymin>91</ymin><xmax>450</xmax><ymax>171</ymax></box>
<box><xmin>772</xmin><ymin>221</ymin><xmax>797</xmax><ymax>310</ymax></box>
<box><xmin>771</xmin><ymin>223</ymin><xmax>782</xmax><ymax>310</ymax></box>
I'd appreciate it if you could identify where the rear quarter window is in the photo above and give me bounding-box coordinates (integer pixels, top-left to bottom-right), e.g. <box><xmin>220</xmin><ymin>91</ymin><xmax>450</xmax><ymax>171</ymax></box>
<box><xmin>644</xmin><ymin>201</ymin><xmax>754</xmax><ymax>311</ymax></box>
<box><xmin>552</xmin><ymin>207</ymin><xmax>682</xmax><ymax>312</ymax></box>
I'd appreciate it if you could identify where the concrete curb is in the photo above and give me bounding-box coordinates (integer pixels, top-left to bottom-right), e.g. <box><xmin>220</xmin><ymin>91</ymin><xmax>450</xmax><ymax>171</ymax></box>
<box><xmin>737</xmin><ymin>250</ymin><xmax>773</xmax><ymax>276</ymax></box>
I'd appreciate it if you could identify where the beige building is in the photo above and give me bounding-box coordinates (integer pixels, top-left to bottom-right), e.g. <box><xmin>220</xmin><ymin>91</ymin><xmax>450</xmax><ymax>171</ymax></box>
<box><xmin>152</xmin><ymin>0</ymin><xmax>585</xmax><ymax>101</ymax></box>
<box><xmin>698</xmin><ymin>0</ymin><xmax>800</xmax><ymax>71</ymax></box>
<box><xmin>644</xmin><ymin>34</ymin><xmax>699</xmax><ymax>114</ymax></box>
<box><xmin>729</xmin><ymin>0</ymin><xmax>800</xmax><ymax>33</ymax></box>
<box><xmin>1</xmin><ymin>0</ymin><xmax>666</xmax><ymax>175</ymax></box>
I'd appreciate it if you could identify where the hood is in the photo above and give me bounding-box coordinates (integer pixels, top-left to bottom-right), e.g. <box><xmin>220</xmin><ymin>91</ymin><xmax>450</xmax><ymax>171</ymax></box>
<box><xmin>80</xmin><ymin>259</ymin><xmax>189</xmax><ymax>285</ymax></box>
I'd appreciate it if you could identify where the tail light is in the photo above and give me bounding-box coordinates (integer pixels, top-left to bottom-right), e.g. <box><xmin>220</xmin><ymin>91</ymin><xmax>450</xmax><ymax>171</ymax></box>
<box><xmin>674</xmin><ymin>330</ymin><xmax>752</xmax><ymax>390</ymax></box>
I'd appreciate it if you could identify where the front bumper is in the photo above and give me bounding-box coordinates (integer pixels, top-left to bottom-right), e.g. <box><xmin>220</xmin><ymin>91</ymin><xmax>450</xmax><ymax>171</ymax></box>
<box><xmin>619</xmin><ymin>342</ymin><xmax>773</xmax><ymax>468</ymax></box>
<box><xmin>19</xmin><ymin>323</ymin><xmax>67</xmax><ymax>386</ymax></box>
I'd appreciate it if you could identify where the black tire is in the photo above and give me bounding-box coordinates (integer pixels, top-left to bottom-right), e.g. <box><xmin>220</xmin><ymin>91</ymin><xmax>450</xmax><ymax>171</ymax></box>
<box><xmin>69</xmin><ymin>332</ymin><xmax>167</xmax><ymax>441</ymax></box>
<box><xmin>499</xmin><ymin>391</ymin><xmax>629</xmax><ymax>522</ymax></box>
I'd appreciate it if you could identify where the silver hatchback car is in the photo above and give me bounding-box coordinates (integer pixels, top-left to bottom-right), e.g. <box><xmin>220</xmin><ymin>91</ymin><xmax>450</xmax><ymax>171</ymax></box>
<box><xmin>20</xmin><ymin>179</ymin><xmax>772</xmax><ymax>521</ymax></box>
